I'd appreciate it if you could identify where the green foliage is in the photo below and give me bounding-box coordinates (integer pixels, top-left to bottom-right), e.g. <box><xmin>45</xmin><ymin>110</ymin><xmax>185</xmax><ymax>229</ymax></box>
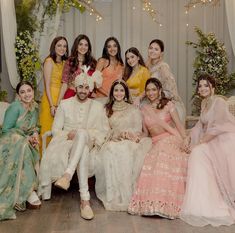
<box><xmin>15</xmin><ymin>0</ymin><xmax>39</xmax><ymax>35</ymax></box>
<box><xmin>14</xmin><ymin>0</ymin><xmax>85</xmax><ymax>89</ymax></box>
<box><xmin>15</xmin><ymin>31</ymin><xmax>41</xmax><ymax>88</ymax></box>
<box><xmin>187</xmin><ymin>27</ymin><xmax>235</xmax><ymax>115</ymax></box>
<box><xmin>0</xmin><ymin>90</ymin><xmax>8</xmax><ymax>102</ymax></box>
<box><xmin>44</xmin><ymin>0</ymin><xmax>85</xmax><ymax>19</ymax></box>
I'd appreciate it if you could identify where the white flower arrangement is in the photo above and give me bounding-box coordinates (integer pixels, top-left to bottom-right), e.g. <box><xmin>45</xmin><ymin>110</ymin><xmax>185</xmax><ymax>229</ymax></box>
<box><xmin>15</xmin><ymin>31</ymin><xmax>41</xmax><ymax>87</ymax></box>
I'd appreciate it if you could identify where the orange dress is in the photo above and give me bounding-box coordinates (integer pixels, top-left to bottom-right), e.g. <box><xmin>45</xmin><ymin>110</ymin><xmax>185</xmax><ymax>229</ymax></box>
<box><xmin>96</xmin><ymin>63</ymin><xmax>124</xmax><ymax>97</ymax></box>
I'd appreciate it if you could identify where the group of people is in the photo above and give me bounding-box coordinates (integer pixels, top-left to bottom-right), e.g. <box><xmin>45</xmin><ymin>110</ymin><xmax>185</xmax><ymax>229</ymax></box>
<box><xmin>0</xmin><ymin>35</ymin><xmax>235</xmax><ymax>228</ymax></box>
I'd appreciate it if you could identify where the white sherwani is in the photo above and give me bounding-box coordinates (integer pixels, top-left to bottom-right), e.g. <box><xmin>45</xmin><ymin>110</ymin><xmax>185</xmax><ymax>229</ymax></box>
<box><xmin>38</xmin><ymin>97</ymin><xmax>109</xmax><ymax>200</ymax></box>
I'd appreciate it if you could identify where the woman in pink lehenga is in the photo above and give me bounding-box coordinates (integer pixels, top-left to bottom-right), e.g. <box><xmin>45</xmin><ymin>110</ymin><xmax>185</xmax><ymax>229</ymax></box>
<box><xmin>128</xmin><ymin>78</ymin><xmax>189</xmax><ymax>219</ymax></box>
<box><xmin>180</xmin><ymin>74</ymin><xmax>235</xmax><ymax>227</ymax></box>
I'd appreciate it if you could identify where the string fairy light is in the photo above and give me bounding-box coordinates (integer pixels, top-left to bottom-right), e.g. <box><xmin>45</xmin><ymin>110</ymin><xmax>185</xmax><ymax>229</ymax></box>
<box><xmin>140</xmin><ymin>0</ymin><xmax>162</xmax><ymax>25</ymax></box>
<box><xmin>185</xmin><ymin>0</ymin><xmax>220</xmax><ymax>11</ymax></box>
<box><xmin>77</xmin><ymin>0</ymin><xmax>103</xmax><ymax>21</ymax></box>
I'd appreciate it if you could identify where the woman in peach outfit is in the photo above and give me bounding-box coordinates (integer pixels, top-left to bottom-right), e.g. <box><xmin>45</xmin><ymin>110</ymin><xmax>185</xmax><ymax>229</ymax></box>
<box><xmin>96</xmin><ymin>37</ymin><xmax>124</xmax><ymax>98</ymax></box>
<box><xmin>128</xmin><ymin>78</ymin><xmax>189</xmax><ymax>219</ymax></box>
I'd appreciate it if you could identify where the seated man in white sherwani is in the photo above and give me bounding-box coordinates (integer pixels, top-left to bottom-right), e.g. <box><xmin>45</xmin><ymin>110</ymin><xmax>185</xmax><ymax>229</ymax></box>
<box><xmin>38</xmin><ymin>67</ymin><xmax>109</xmax><ymax>220</ymax></box>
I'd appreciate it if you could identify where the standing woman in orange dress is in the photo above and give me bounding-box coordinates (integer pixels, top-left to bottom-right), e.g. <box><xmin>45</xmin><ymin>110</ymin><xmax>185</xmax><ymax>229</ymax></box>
<box><xmin>95</xmin><ymin>37</ymin><xmax>124</xmax><ymax>98</ymax></box>
<box><xmin>39</xmin><ymin>36</ymin><xmax>68</xmax><ymax>142</ymax></box>
<box><xmin>123</xmin><ymin>47</ymin><xmax>150</xmax><ymax>98</ymax></box>
<box><xmin>57</xmin><ymin>34</ymin><xmax>97</xmax><ymax>102</ymax></box>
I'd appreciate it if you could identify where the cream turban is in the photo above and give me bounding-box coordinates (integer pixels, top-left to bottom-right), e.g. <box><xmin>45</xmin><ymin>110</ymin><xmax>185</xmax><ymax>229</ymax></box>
<box><xmin>74</xmin><ymin>65</ymin><xmax>103</xmax><ymax>92</ymax></box>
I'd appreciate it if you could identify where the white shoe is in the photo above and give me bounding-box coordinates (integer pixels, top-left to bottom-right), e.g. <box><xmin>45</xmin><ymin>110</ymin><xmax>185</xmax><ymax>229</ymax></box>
<box><xmin>80</xmin><ymin>205</ymin><xmax>94</xmax><ymax>220</ymax></box>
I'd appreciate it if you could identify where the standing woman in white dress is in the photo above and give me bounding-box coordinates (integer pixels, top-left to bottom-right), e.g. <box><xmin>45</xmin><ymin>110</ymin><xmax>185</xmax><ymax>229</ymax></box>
<box><xmin>146</xmin><ymin>39</ymin><xmax>186</xmax><ymax>123</ymax></box>
<box><xmin>95</xmin><ymin>80</ymin><xmax>152</xmax><ymax>211</ymax></box>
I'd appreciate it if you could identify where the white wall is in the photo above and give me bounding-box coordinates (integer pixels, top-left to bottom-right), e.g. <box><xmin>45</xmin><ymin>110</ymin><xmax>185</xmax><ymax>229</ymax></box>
<box><xmin>56</xmin><ymin>0</ymin><xmax>235</xmax><ymax>114</ymax></box>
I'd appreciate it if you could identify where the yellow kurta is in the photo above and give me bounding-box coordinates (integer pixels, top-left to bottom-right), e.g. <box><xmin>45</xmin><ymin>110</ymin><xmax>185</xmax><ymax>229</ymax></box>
<box><xmin>39</xmin><ymin>58</ymin><xmax>65</xmax><ymax>137</ymax></box>
<box><xmin>126</xmin><ymin>65</ymin><xmax>150</xmax><ymax>97</ymax></box>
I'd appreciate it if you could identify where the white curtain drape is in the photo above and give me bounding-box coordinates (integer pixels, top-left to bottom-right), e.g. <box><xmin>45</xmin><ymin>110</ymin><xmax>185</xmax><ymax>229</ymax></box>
<box><xmin>34</xmin><ymin>3</ymin><xmax>62</xmax><ymax>62</ymax></box>
<box><xmin>57</xmin><ymin>0</ymin><xmax>234</xmax><ymax>113</ymax></box>
<box><xmin>0</xmin><ymin>0</ymin><xmax>19</xmax><ymax>88</ymax></box>
<box><xmin>225</xmin><ymin>0</ymin><xmax>235</xmax><ymax>56</ymax></box>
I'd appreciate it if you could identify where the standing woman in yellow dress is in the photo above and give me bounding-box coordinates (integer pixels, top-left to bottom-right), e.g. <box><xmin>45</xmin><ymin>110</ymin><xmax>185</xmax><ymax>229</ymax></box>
<box><xmin>95</xmin><ymin>37</ymin><xmax>124</xmax><ymax>98</ymax></box>
<box><xmin>39</xmin><ymin>36</ymin><xmax>68</xmax><ymax>143</ymax></box>
<box><xmin>123</xmin><ymin>47</ymin><xmax>150</xmax><ymax>98</ymax></box>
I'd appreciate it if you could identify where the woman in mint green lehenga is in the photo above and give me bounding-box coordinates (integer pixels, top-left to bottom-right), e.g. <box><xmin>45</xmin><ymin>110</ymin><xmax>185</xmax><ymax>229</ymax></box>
<box><xmin>0</xmin><ymin>81</ymin><xmax>41</xmax><ymax>221</ymax></box>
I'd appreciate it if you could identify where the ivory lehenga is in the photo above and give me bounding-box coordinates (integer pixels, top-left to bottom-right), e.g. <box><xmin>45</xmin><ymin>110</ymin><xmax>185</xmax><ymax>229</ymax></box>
<box><xmin>95</xmin><ymin>102</ymin><xmax>152</xmax><ymax>211</ymax></box>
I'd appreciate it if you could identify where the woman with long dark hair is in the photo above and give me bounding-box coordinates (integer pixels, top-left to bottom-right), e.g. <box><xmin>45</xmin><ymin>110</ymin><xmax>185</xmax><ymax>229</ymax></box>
<box><xmin>96</xmin><ymin>37</ymin><xmax>124</xmax><ymax>97</ymax></box>
<box><xmin>95</xmin><ymin>79</ymin><xmax>152</xmax><ymax>211</ymax></box>
<box><xmin>39</xmin><ymin>36</ymin><xmax>68</xmax><ymax>143</ymax></box>
<box><xmin>180</xmin><ymin>74</ymin><xmax>235</xmax><ymax>227</ymax></box>
<box><xmin>57</xmin><ymin>34</ymin><xmax>97</xmax><ymax>102</ymax></box>
<box><xmin>128</xmin><ymin>78</ymin><xmax>188</xmax><ymax>219</ymax></box>
<box><xmin>123</xmin><ymin>47</ymin><xmax>150</xmax><ymax>98</ymax></box>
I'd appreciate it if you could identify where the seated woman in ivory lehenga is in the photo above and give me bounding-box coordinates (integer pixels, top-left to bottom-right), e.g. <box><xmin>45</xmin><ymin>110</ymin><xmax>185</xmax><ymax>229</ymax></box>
<box><xmin>180</xmin><ymin>74</ymin><xmax>235</xmax><ymax>227</ymax></box>
<box><xmin>128</xmin><ymin>78</ymin><xmax>189</xmax><ymax>219</ymax></box>
<box><xmin>95</xmin><ymin>79</ymin><xmax>152</xmax><ymax>211</ymax></box>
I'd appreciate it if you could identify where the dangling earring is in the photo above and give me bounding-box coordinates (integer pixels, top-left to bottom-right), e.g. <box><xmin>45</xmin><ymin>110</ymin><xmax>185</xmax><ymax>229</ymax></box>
<box><xmin>159</xmin><ymin>91</ymin><xmax>162</xmax><ymax>100</ymax></box>
<box><xmin>124</xmin><ymin>97</ymin><xmax>127</xmax><ymax>101</ymax></box>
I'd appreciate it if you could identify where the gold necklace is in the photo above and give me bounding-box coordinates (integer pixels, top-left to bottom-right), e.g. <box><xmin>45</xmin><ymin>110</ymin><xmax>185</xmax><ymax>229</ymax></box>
<box><xmin>112</xmin><ymin>101</ymin><xmax>129</xmax><ymax>111</ymax></box>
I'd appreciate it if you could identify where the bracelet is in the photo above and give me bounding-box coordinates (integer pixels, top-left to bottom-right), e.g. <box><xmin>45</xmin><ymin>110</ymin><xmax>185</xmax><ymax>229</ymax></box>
<box><xmin>50</xmin><ymin>105</ymin><xmax>58</xmax><ymax>108</ymax></box>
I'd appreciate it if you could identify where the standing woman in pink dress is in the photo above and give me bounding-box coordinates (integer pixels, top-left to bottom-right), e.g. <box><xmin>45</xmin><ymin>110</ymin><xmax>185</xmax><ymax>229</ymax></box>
<box><xmin>95</xmin><ymin>37</ymin><xmax>124</xmax><ymax>98</ymax></box>
<box><xmin>57</xmin><ymin>34</ymin><xmax>97</xmax><ymax>103</ymax></box>
<box><xmin>128</xmin><ymin>78</ymin><xmax>189</xmax><ymax>219</ymax></box>
<box><xmin>180</xmin><ymin>74</ymin><xmax>235</xmax><ymax>227</ymax></box>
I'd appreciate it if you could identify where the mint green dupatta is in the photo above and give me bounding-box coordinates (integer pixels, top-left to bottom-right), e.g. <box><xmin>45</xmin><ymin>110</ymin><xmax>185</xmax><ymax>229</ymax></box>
<box><xmin>0</xmin><ymin>100</ymin><xmax>40</xmax><ymax>220</ymax></box>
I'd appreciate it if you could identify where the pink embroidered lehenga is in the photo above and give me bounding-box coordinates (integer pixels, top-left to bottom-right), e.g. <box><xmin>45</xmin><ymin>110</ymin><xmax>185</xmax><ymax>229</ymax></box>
<box><xmin>180</xmin><ymin>96</ymin><xmax>235</xmax><ymax>227</ymax></box>
<box><xmin>128</xmin><ymin>102</ymin><xmax>188</xmax><ymax>219</ymax></box>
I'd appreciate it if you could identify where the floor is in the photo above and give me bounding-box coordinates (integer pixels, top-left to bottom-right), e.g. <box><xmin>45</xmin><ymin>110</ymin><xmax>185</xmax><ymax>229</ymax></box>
<box><xmin>0</xmin><ymin>184</ymin><xmax>235</xmax><ymax>233</ymax></box>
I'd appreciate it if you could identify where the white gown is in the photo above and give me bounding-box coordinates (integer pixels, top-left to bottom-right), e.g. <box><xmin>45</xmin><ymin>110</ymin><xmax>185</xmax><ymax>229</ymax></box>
<box><xmin>95</xmin><ymin>103</ymin><xmax>152</xmax><ymax>211</ymax></box>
